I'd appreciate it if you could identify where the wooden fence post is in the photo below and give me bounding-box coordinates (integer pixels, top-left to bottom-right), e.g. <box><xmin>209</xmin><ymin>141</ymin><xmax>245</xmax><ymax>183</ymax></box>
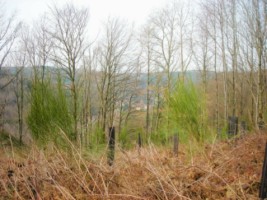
<box><xmin>107</xmin><ymin>127</ymin><xmax>115</xmax><ymax>166</ymax></box>
<box><xmin>138</xmin><ymin>133</ymin><xmax>142</xmax><ymax>148</ymax></box>
<box><xmin>228</xmin><ymin>116</ymin><xmax>238</xmax><ymax>136</ymax></box>
<box><xmin>173</xmin><ymin>133</ymin><xmax>179</xmax><ymax>156</ymax></box>
<box><xmin>138</xmin><ymin>133</ymin><xmax>142</xmax><ymax>155</ymax></box>
<box><xmin>241</xmin><ymin>121</ymin><xmax>247</xmax><ymax>134</ymax></box>
<box><xmin>259</xmin><ymin>142</ymin><xmax>267</xmax><ymax>199</ymax></box>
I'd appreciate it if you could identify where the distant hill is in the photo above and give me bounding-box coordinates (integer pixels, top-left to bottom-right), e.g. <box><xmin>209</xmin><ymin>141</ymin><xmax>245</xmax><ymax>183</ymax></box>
<box><xmin>1</xmin><ymin>66</ymin><xmax>216</xmax><ymax>92</ymax></box>
<box><xmin>0</xmin><ymin>66</ymin><xmax>61</xmax><ymax>78</ymax></box>
<box><xmin>1</xmin><ymin>66</ymin><xmax>214</xmax><ymax>83</ymax></box>
<box><xmin>138</xmin><ymin>70</ymin><xmax>215</xmax><ymax>89</ymax></box>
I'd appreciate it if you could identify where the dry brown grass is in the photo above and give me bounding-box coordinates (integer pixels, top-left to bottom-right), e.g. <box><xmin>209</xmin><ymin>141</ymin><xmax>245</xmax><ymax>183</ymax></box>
<box><xmin>0</xmin><ymin>132</ymin><xmax>266</xmax><ymax>199</ymax></box>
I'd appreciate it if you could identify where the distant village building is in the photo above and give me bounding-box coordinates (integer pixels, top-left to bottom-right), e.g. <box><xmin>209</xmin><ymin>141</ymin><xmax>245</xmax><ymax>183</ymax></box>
<box><xmin>134</xmin><ymin>100</ymin><xmax>147</xmax><ymax>111</ymax></box>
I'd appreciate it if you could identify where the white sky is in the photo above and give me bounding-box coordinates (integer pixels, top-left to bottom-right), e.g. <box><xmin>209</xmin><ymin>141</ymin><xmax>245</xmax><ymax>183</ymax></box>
<box><xmin>5</xmin><ymin>0</ymin><xmax>169</xmax><ymax>37</ymax></box>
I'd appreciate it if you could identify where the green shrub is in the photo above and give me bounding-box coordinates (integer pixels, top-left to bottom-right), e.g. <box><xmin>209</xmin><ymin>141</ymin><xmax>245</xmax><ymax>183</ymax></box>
<box><xmin>118</xmin><ymin>127</ymin><xmax>144</xmax><ymax>149</ymax></box>
<box><xmin>118</xmin><ymin>126</ymin><xmax>131</xmax><ymax>149</ymax></box>
<box><xmin>89</xmin><ymin>126</ymin><xmax>106</xmax><ymax>147</ymax></box>
<box><xmin>27</xmin><ymin>73</ymin><xmax>73</xmax><ymax>146</ymax></box>
<box><xmin>150</xmin><ymin>129</ymin><xmax>169</xmax><ymax>145</ymax></box>
<box><xmin>166</xmin><ymin>79</ymin><xmax>207</xmax><ymax>142</ymax></box>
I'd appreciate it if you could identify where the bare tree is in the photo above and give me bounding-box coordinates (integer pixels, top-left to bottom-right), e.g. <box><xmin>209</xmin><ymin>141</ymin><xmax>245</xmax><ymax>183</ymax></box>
<box><xmin>209</xmin><ymin>0</ymin><xmax>220</xmax><ymax>131</ymax></box>
<box><xmin>149</xmin><ymin>3</ymin><xmax>178</xmax><ymax>134</ymax></box>
<box><xmin>0</xmin><ymin>1</ymin><xmax>22</xmax><ymax>90</ymax></box>
<box><xmin>33</xmin><ymin>15</ymin><xmax>53</xmax><ymax>83</ymax></box>
<box><xmin>117</xmin><ymin>58</ymin><xmax>140</xmax><ymax>136</ymax></box>
<box><xmin>0</xmin><ymin>1</ymin><xmax>21</xmax><ymax>70</ymax></box>
<box><xmin>94</xmin><ymin>18</ymin><xmax>132</xmax><ymax>138</ymax></box>
<box><xmin>217</xmin><ymin>0</ymin><xmax>230</xmax><ymax>126</ymax></box>
<box><xmin>48</xmin><ymin>3</ymin><xmax>89</xmax><ymax>143</ymax></box>
<box><xmin>228</xmin><ymin>0</ymin><xmax>238</xmax><ymax>117</ymax></box>
<box><xmin>148</xmin><ymin>1</ymin><xmax>195</xmax><ymax>134</ymax></box>
<box><xmin>253</xmin><ymin>0</ymin><xmax>266</xmax><ymax>128</ymax></box>
<box><xmin>11</xmin><ymin>47</ymin><xmax>27</xmax><ymax>145</ymax></box>
<box><xmin>239</xmin><ymin>0</ymin><xmax>267</xmax><ymax>128</ymax></box>
<box><xmin>194</xmin><ymin>3</ymin><xmax>212</xmax><ymax>96</ymax></box>
<box><xmin>22</xmin><ymin>15</ymin><xmax>52</xmax><ymax>80</ymax></box>
<box><xmin>175</xmin><ymin>1</ymin><xmax>194</xmax><ymax>80</ymax></box>
<box><xmin>139</xmin><ymin>23</ymin><xmax>155</xmax><ymax>137</ymax></box>
<box><xmin>79</xmin><ymin>50</ymin><xmax>95</xmax><ymax>146</ymax></box>
<box><xmin>150</xmin><ymin>3</ymin><xmax>177</xmax><ymax>96</ymax></box>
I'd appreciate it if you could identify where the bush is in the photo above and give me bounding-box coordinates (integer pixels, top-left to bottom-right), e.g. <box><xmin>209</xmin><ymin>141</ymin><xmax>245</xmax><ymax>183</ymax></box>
<box><xmin>150</xmin><ymin>129</ymin><xmax>169</xmax><ymax>145</ymax></box>
<box><xmin>118</xmin><ymin>127</ymin><xmax>144</xmax><ymax>149</ymax></box>
<box><xmin>166</xmin><ymin>79</ymin><xmax>207</xmax><ymax>142</ymax></box>
<box><xmin>89</xmin><ymin>126</ymin><xmax>106</xmax><ymax>147</ymax></box>
<box><xmin>27</xmin><ymin>73</ymin><xmax>73</xmax><ymax>145</ymax></box>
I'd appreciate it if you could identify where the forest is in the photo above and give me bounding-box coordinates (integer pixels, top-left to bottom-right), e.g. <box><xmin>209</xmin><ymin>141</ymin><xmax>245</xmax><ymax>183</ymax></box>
<box><xmin>0</xmin><ymin>0</ymin><xmax>267</xmax><ymax>199</ymax></box>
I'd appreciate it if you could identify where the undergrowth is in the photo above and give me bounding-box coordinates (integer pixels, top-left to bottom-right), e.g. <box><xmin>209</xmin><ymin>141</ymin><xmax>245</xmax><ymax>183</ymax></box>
<box><xmin>0</xmin><ymin>131</ymin><xmax>265</xmax><ymax>199</ymax></box>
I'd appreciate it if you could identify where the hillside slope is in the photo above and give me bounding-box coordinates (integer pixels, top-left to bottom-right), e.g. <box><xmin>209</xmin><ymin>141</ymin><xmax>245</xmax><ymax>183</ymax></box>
<box><xmin>0</xmin><ymin>132</ymin><xmax>266</xmax><ymax>199</ymax></box>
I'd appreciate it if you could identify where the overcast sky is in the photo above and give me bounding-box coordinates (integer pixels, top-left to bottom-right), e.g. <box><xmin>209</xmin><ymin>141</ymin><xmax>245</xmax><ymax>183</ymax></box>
<box><xmin>5</xmin><ymin>0</ymin><xmax>170</xmax><ymax>37</ymax></box>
